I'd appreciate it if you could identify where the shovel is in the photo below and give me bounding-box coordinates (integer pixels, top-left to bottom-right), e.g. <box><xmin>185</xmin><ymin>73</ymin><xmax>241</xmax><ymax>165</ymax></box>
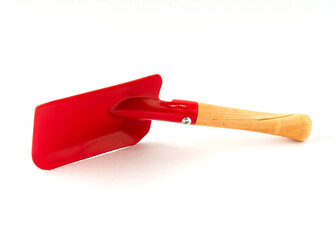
<box><xmin>32</xmin><ymin>74</ymin><xmax>312</xmax><ymax>170</ymax></box>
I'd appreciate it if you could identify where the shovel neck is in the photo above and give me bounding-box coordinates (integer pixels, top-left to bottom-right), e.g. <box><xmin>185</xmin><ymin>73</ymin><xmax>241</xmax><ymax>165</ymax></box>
<box><xmin>110</xmin><ymin>97</ymin><xmax>198</xmax><ymax>124</ymax></box>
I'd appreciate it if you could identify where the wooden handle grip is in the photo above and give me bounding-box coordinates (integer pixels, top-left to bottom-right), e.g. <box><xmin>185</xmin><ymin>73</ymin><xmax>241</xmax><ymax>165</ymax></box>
<box><xmin>195</xmin><ymin>103</ymin><xmax>312</xmax><ymax>141</ymax></box>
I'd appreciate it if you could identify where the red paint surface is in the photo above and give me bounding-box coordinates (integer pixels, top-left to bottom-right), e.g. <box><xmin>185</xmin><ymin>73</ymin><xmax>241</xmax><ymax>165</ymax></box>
<box><xmin>32</xmin><ymin>75</ymin><xmax>198</xmax><ymax>170</ymax></box>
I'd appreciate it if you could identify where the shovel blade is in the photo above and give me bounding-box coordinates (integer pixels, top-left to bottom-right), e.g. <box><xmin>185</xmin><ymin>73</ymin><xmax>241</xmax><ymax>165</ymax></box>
<box><xmin>32</xmin><ymin>75</ymin><xmax>162</xmax><ymax>170</ymax></box>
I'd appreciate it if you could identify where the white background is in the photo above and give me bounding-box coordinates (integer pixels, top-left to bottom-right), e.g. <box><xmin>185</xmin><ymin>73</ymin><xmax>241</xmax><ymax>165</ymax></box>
<box><xmin>0</xmin><ymin>1</ymin><xmax>335</xmax><ymax>239</ymax></box>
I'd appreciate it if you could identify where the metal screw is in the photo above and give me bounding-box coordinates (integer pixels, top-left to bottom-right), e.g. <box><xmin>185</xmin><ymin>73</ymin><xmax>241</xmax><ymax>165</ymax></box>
<box><xmin>181</xmin><ymin>117</ymin><xmax>192</xmax><ymax>125</ymax></box>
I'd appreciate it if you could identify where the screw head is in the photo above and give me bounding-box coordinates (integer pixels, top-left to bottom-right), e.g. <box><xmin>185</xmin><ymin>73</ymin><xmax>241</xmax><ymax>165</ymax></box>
<box><xmin>181</xmin><ymin>117</ymin><xmax>192</xmax><ymax>125</ymax></box>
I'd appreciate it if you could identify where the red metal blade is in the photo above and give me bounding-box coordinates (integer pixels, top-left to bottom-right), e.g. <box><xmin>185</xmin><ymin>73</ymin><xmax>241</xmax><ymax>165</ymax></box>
<box><xmin>32</xmin><ymin>75</ymin><xmax>162</xmax><ymax>169</ymax></box>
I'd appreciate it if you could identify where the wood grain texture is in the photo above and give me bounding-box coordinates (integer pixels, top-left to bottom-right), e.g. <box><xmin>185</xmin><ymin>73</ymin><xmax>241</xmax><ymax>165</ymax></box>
<box><xmin>195</xmin><ymin>103</ymin><xmax>312</xmax><ymax>141</ymax></box>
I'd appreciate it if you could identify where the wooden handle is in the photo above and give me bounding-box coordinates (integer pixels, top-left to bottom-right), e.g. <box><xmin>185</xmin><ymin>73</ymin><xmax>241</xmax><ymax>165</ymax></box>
<box><xmin>195</xmin><ymin>103</ymin><xmax>312</xmax><ymax>141</ymax></box>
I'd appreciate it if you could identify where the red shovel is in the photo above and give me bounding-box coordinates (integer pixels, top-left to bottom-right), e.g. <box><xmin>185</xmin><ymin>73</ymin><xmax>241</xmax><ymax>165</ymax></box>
<box><xmin>32</xmin><ymin>74</ymin><xmax>312</xmax><ymax>170</ymax></box>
